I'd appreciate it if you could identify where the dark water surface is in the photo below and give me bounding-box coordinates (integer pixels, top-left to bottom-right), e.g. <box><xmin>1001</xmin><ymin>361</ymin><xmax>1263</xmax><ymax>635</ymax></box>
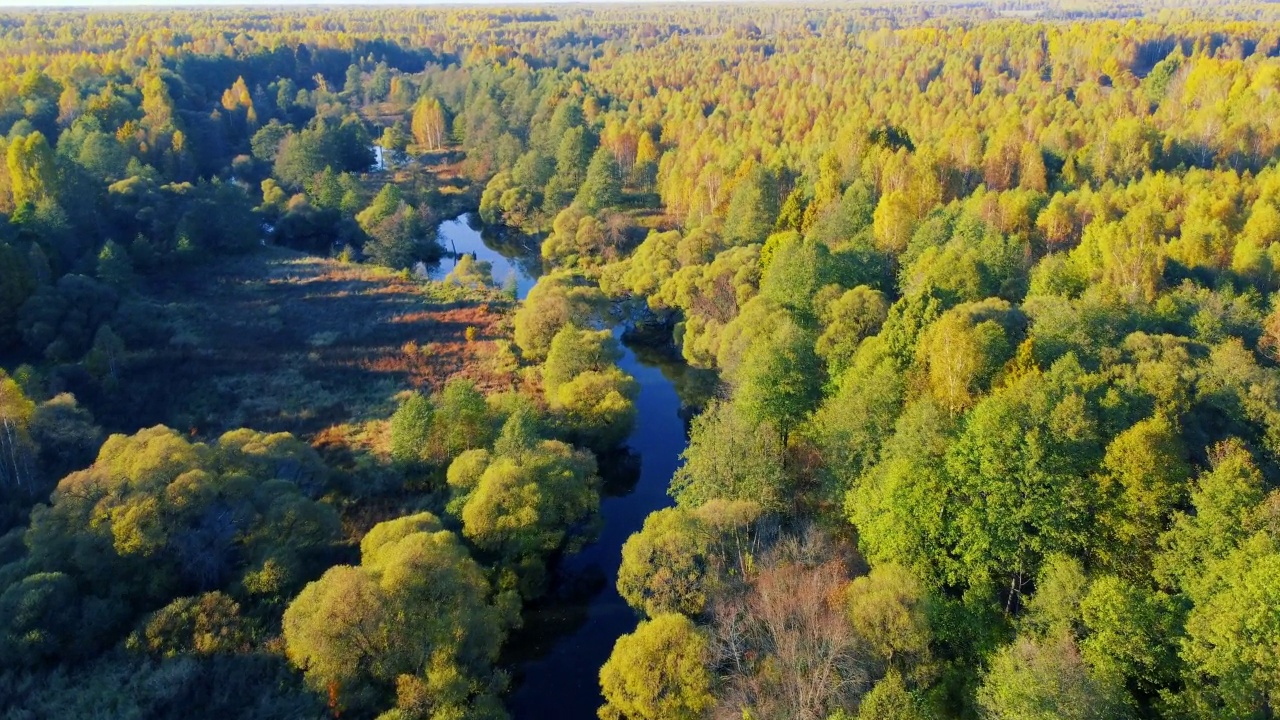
<box><xmin>434</xmin><ymin>214</ymin><xmax>710</xmax><ymax>719</ymax></box>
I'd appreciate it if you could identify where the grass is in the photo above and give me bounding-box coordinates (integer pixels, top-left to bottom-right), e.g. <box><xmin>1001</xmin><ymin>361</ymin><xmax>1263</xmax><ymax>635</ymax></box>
<box><xmin>107</xmin><ymin>246</ymin><xmax>517</xmax><ymax>441</ymax></box>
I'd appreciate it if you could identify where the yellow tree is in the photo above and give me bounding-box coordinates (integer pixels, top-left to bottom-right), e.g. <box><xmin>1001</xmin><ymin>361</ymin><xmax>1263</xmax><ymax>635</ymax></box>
<box><xmin>411</xmin><ymin>96</ymin><xmax>448</xmax><ymax>151</ymax></box>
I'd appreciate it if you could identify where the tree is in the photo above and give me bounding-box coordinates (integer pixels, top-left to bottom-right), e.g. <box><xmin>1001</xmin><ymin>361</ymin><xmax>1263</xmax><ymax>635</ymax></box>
<box><xmin>1024</xmin><ymin>554</ymin><xmax>1089</xmax><ymax>637</ymax></box>
<box><xmin>1079</xmin><ymin>575</ymin><xmax>1178</xmax><ymax>695</ymax></box>
<box><xmin>873</xmin><ymin>190</ymin><xmax>917</xmax><ymax>254</ymax></box>
<box><xmin>130</xmin><ymin>591</ymin><xmax>249</xmax><ymax>657</ymax></box>
<box><xmin>6</xmin><ymin>131</ymin><xmax>57</xmax><ymax>207</ymax></box>
<box><xmin>273</xmin><ymin>130</ymin><xmax>331</xmax><ymax>189</ymax></box>
<box><xmin>250</xmin><ymin>120</ymin><xmax>292</xmax><ymax>162</ymax></box>
<box><xmin>1018</xmin><ymin>143</ymin><xmax>1049</xmax><ymax>192</ymax></box>
<box><xmin>976</xmin><ymin>633</ymin><xmax>1130</xmax><ymax>720</ymax></box>
<box><xmin>618</xmin><ymin>507</ymin><xmax>711</xmax><ymax>618</ymax></box>
<box><xmin>816</xmin><ymin>285</ymin><xmax>890</xmax><ymax>377</ymax></box>
<box><xmin>542</xmin><ymin>326</ymin><xmax>637</xmax><ymax>448</ymax></box>
<box><xmin>0</xmin><ymin>241</ymin><xmax>36</xmax><ymax>350</ymax></box>
<box><xmin>857</xmin><ymin>671</ymin><xmax>936</xmax><ymax>720</ymax></box>
<box><xmin>941</xmin><ymin>362</ymin><xmax>1102</xmax><ymax>593</ymax></box>
<box><xmin>411</xmin><ymin>96</ymin><xmax>448</xmax><ymax>151</ymax></box>
<box><xmin>356</xmin><ymin>183</ymin><xmax>405</xmax><ymax>231</ymax></box>
<box><xmin>389</xmin><ymin>392</ymin><xmax>434</xmax><ymax>465</ymax></box>
<box><xmin>734</xmin><ymin>317</ymin><xmax>822</xmax><ymax>442</ymax></box>
<box><xmin>915</xmin><ymin>299</ymin><xmax>1019</xmax><ymax>415</ymax></box>
<box><xmin>811</xmin><ymin>336</ymin><xmax>906</xmax><ymax>499</ymax></box>
<box><xmin>27</xmin><ymin>392</ymin><xmax>102</xmax><ymax>485</ymax></box>
<box><xmin>1094</xmin><ymin>413</ymin><xmax>1190</xmax><ymax>578</ymax></box>
<box><xmin>633</xmin><ymin>131</ymin><xmax>659</xmax><ymax>189</ymax></box>
<box><xmin>85</xmin><ymin>324</ymin><xmax>125</xmax><ymax>386</ymax></box>
<box><xmin>0</xmin><ymin>571</ymin><xmax>80</xmax><ymax>664</ymax></box>
<box><xmin>364</xmin><ymin>204</ymin><xmax>427</xmax><ymax>269</ymax></box>
<box><xmin>96</xmin><ymin>240</ymin><xmax>135</xmax><ymax>292</ymax></box>
<box><xmin>670</xmin><ymin>400</ymin><xmax>786</xmax><ymax>511</ymax></box>
<box><xmin>445</xmin><ymin>421</ymin><xmax>600</xmax><ymax>597</ymax></box>
<box><xmin>724</xmin><ymin>164</ymin><xmax>779</xmax><ymax>246</ymax></box>
<box><xmin>0</xmin><ymin>369</ymin><xmax>37</xmax><ymax>502</ymax></box>
<box><xmin>512</xmin><ymin>272</ymin><xmax>606</xmax><ymax>361</ymax></box>
<box><xmin>598</xmin><ymin>613</ymin><xmax>713</xmax><ymax>720</ymax></box>
<box><xmin>283</xmin><ymin>514</ymin><xmax>509</xmax><ymax>717</ymax></box>
<box><xmin>1156</xmin><ymin>439</ymin><xmax>1264</xmax><ymax>595</ymax></box>
<box><xmin>846</xmin><ymin>563</ymin><xmax>931</xmax><ymax>673</ymax></box>
<box><xmin>1179</xmin><ymin>534</ymin><xmax>1280</xmax><ymax>719</ymax></box>
<box><xmin>18</xmin><ymin>274</ymin><xmax>118</xmax><ymax>361</ymax></box>
<box><xmin>445</xmin><ymin>253</ymin><xmax>494</xmax><ymax>288</ymax></box>
<box><xmin>544</xmin><ymin>127</ymin><xmax>593</xmax><ymax>214</ymax></box>
<box><xmin>576</xmin><ymin>147</ymin><xmax>623</xmax><ymax>214</ymax></box>
<box><xmin>389</xmin><ymin>381</ymin><xmax>494</xmax><ymax>467</ymax></box>
<box><xmin>713</xmin><ymin>547</ymin><xmax>867</xmax><ymax>719</ymax></box>
<box><xmin>5</xmin><ymin>424</ymin><xmax>339</xmax><ymax>662</ymax></box>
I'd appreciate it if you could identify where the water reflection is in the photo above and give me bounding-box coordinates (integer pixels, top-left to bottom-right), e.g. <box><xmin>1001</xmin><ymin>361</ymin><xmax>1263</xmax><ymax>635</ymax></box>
<box><xmin>432</xmin><ymin>214</ymin><xmax>542</xmax><ymax>299</ymax></box>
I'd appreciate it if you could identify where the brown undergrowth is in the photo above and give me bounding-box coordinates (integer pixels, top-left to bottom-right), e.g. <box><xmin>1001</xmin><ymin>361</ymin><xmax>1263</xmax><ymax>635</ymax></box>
<box><xmin>115</xmin><ymin>246</ymin><xmax>518</xmax><ymax>443</ymax></box>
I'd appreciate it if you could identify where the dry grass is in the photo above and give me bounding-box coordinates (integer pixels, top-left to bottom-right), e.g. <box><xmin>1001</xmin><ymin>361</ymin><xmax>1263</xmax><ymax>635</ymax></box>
<box><xmin>113</xmin><ymin>246</ymin><xmax>517</xmax><ymax>440</ymax></box>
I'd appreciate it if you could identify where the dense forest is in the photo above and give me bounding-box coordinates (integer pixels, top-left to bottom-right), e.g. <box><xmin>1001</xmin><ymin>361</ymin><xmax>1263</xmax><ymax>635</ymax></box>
<box><xmin>3</xmin><ymin>1</ymin><xmax>1280</xmax><ymax>718</ymax></box>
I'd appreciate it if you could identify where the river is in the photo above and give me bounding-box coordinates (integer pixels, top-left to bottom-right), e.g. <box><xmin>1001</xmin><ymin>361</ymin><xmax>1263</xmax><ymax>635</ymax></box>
<box><xmin>433</xmin><ymin>214</ymin><xmax>713</xmax><ymax>719</ymax></box>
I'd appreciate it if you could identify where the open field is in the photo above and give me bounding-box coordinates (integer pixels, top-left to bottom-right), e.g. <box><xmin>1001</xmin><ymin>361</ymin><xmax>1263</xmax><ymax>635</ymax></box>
<box><xmin>104</xmin><ymin>247</ymin><xmax>514</xmax><ymax>440</ymax></box>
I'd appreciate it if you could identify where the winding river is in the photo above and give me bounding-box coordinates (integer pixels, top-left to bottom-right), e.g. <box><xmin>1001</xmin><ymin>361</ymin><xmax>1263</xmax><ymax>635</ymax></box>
<box><xmin>433</xmin><ymin>214</ymin><xmax>713</xmax><ymax>719</ymax></box>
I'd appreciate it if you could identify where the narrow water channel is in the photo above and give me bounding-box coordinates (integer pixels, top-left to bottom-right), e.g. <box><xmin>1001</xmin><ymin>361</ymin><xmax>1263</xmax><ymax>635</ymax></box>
<box><xmin>433</xmin><ymin>214</ymin><xmax>710</xmax><ymax>719</ymax></box>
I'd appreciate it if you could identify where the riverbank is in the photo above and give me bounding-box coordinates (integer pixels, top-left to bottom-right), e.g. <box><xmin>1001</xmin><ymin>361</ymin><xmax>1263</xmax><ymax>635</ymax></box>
<box><xmin>433</xmin><ymin>213</ymin><xmax>716</xmax><ymax>718</ymax></box>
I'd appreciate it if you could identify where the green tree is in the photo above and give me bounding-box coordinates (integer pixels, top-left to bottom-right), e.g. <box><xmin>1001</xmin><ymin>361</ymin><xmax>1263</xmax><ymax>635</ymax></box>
<box><xmin>915</xmin><ymin>299</ymin><xmax>1020</xmax><ymax>415</ymax></box>
<box><xmin>846</xmin><ymin>563</ymin><xmax>931</xmax><ymax>673</ymax></box>
<box><xmin>10</xmin><ymin>425</ymin><xmax>339</xmax><ymax>658</ymax></box>
<box><xmin>670</xmin><ymin>400</ymin><xmax>786</xmax><ymax>511</ymax></box>
<box><xmin>724</xmin><ymin>164</ymin><xmax>779</xmax><ymax>246</ymax></box>
<box><xmin>95</xmin><ymin>240</ymin><xmax>135</xmax><ymax>292</ymax></box>
<box><xmin>1094</xmin><ymin>413</ymin><xmax>1190</xmax><ymax>579</ymax></box>
<box><xmin>7</xmin><ymin>132</ymin><xmax>57</xmax><ymax>208</ymax></box>
<box><xmin>445</xmin><ymin>420</ymin><xmax>600</xmax><ymax>597</ymax></box>
<box><xmin>1156</xmin><ymin>439</ymin><xmax>1264</xmax><ymax>596</ymax></box>
<box><xmin>857</xmin><ymin>671</ymin><xmax>936</xmax><ymax>720</ymax></box>
<box><xmin>27</xmin><ymin>392</ymin><xmax>102</xmax><ymax>487</ymax></box>
<box><xmin>545</xmin><ymin>127</ymin><xmax>593</xmax><ymax>214</ymax></box>
<box><xmin>941</xmin><ymin>363</ymin><xmax>1102</xmax><ymax>592</ymax></box>
<box><xmin>84</xmin><ymin>324</ymin><xmax>125</xmax><ymax>386</ymax></box>
<box><xmin>734</xmin><ymin>317</ymin><xmax>822</xmax><ymax>442</ymax></box>
<box><xmin>0</xmin><ymin>242</ymin><xmax>35</xmax><ymax>349</ymax></box>
<box><xmin>598</xmin><ymin>613</ymin><xmax>713</xmax><ymax>720</ymax></box>
<box><xmin>250</xmin><ymin>120</ymin><xmax>292</xmax><ymax>162</ymax></box>
<box><xmin>129</xmin><ymin>591</ymin><xmax>249</xmax><ymax>657</ymax></box>
<box><xmin>364</xmin><ymin>204</ymin><xmax>426</xmax><ymax>269</ymax></box>
<box><xmin>816</xmin><ymin>285</ymin><xmax>890</xmax><ymax>377</ymax></box>
<box><xmin>617</xmin><ymin>507</ymin><xmax>711</xmax><ymax>618</ymax></box>
<box><xmin>512</xmin><ymin>272</ymin><xmax>606</xmax><ymax>361</ymax></box>
<box><xmin>1024</xmin><ymin>554</ymin><xmax>1088</xmax><ymax>637</ymax></box>
<box><xmin>576</xmin><ymin>147</ymin><xmax>623</xmax><ymax>214</ymax></box>
<box><xmin>977</xmin><ymin>632</ymin><xmax>1130</xmax><ymax>720</ymax></box>
<box><xmin>0</xmin><ymin>571</ymin><xmax>80</xmax><ymax>664</ymax></box>
<box><xmin>389</xmin><ymin>392</ymin><xmax>434</xmax><ymax>465</ymax></box>
<box><xmin>1178</xmin><ymin>533</ymin><xmax>1280</xmax><ymax>719</ymax></box>
<box><xmin>283</xmin><ymin>513</ymin><xmax>509</xmax><ymax>718</ymax></box>
<box><xmin>542</xmin><ymin>326</ymin><xmax>637</xmax><ymax>448</ymax></box>
<box><xmin>1079</xmin><ymin>575</ymin><xmax>1178</xmax><ymax>694</ymax></box>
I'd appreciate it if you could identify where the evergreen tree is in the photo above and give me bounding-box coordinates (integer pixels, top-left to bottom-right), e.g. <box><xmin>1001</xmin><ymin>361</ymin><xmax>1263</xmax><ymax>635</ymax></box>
<box><xmin>575</xmin><ymin>147</ymin><xmax>622</xmax><ymax>214</ymax></box>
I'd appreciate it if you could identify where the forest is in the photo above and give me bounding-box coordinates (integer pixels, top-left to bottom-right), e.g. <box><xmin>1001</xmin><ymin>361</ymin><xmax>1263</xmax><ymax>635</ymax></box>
<box><xmin>3</xmin><ymin>1</ymin><xmax>1280</xmax><ymax>719</ymax></box>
